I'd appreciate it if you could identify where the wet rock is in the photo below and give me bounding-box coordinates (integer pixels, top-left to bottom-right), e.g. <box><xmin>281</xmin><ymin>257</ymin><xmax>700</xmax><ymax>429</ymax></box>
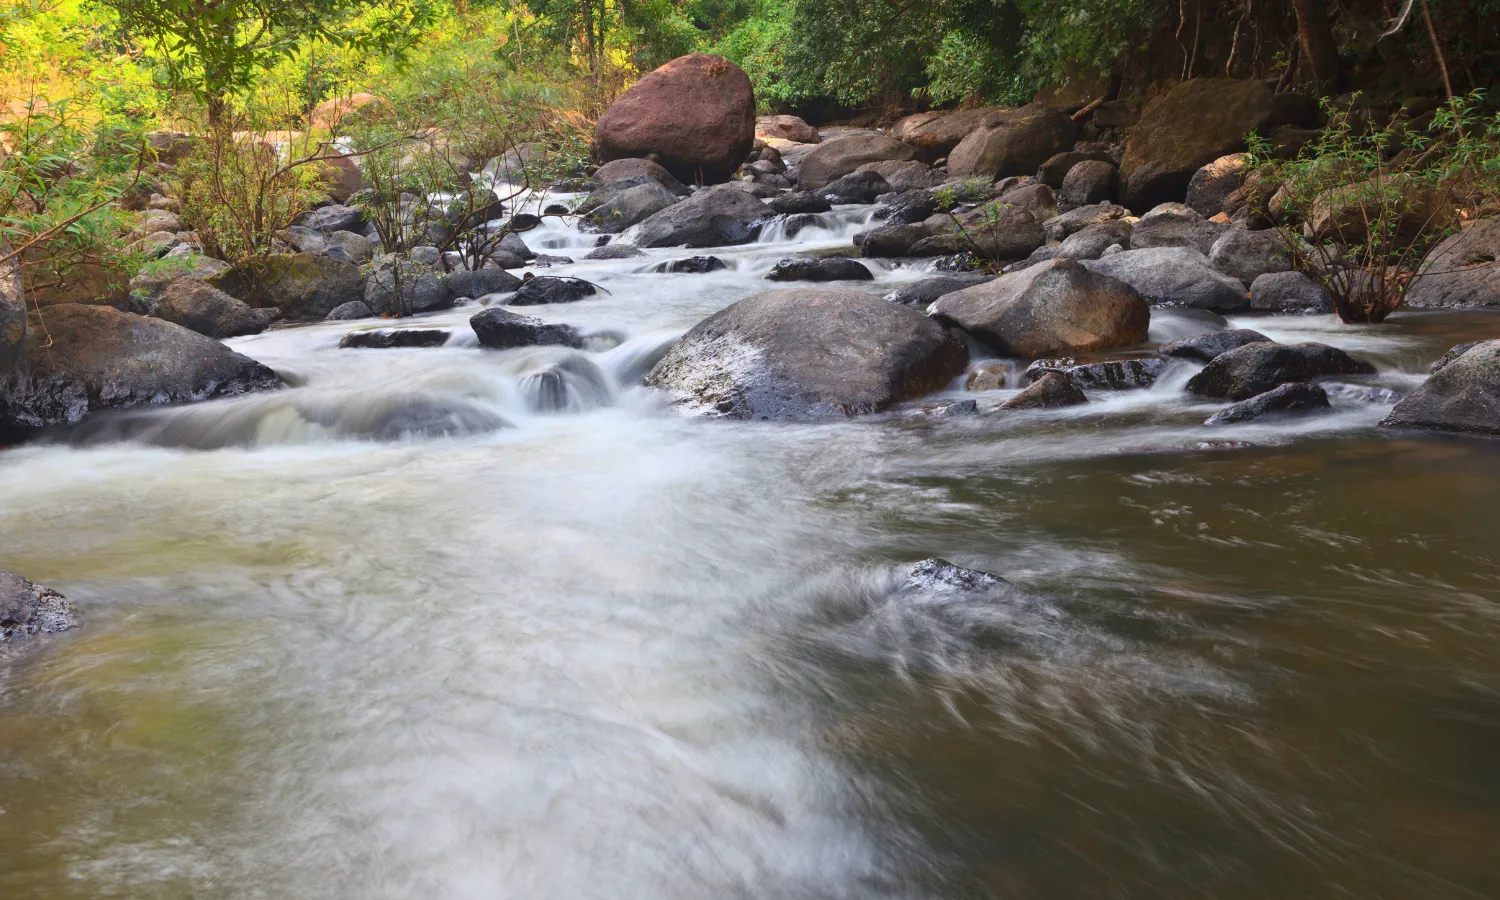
<box><xmin>1186</xmin><ymin>341</ymin><xmax>1376</xmax><ymax>400</ymax></box>
<box><xmin>1249</xmin><ymin>271</ymin><xmax>1333</xmax><ymax>313</ymax></box>
<box><xmin>326</xmin><ymin>300</ymin><xmax>375</xmax><ymax>320</ymax></box>
<box><xmin>883</xmin><ymin>274</ymin><xmax>994</xmax><ymax>306</ymax></box>
<box><xmin>1026</xmin><ymin>356</ymin><xmax>1166</xmax><ymax>390</ymax></box>
<box><xmin>487</xmin><ymin>250</ymin><xmax>528</xmax><ymax>270</ymax></box>
<box><xmin>1208</xmin><ymin>227</ymin><xmax>1294</xmax><ymax>286</ymax></box>
<box><xmin>442</xmin><ymin>267</ymin><xmax>523</xmax><ymax>300</ymax></box>
<box><xmin>930</xmin><ymin>258</ymin><xmax>1149</xmax><ymax>358</ymax></box>
<box><xmin>1082</xmin><ymin>247</ymin><xmax>1249</xmax><ymax>311</ymax></box>
<box><xmin>295</xmin><ymin>204</ymin><xmax>365</xmax><ymax>233</ymax></box>
<box><xmin>626</xmin><ymin>183</ymin><xmax>772</xmax><ymax>248</ymax></box>
<box><xmin>1382</xmin><ymin>340</ymin><xmax>1500</xmax><ymax>435</ymax></box>
<box><xmin>1058</xmin><ymin>160</ymin><xmax>1118</xmax><ymax>212</ymax></box>
<box><xmin>768</xmin><ymin>191</ymin><xmax>832</xmax><ymax>215</ymax></box>
<box><xmin>0</xmin><ymin>570</ymin><xmax>78</xmax><ymax>643</ymax></box>
<box><xmin>894</xmin><ymin>558</ymin><xmax>1012</xmax><ymax>602</ymax></box>
<box><xmin>363</xmin><ymin>259</ymin><xmax>449</xmax><ymax>316</ymax></box>
<box><xmin>470</xmin><ymin>307</ymin><xmax>584</xmax><ymax>349</ymax></box>
<box><xmin>584</xmin><ymin>243</ymin><xmax>645</xmax><ymax>260</ymax></box>
<box><xmin>592</xmin><ymin>158</ymin><xmax>690</xmax><ymax>195</ymax></box>
<box><xmin>1204</xmin><ymin>382</ymin><xmax>1330</xmax><ymax>425</ymax></box>
<box><xmin>1185</xmin><ymin>154</ymin><xmax>1248</xmax><ymax>217</ymax></box>
<box><xmin>819</xmin><ymin>170</ymin><xmax>891</xmax><ymax>204</ymax></box>
<box><xmin>644</xmin><ymin>288</ymin><xmax>968</xmax><ymax>420</ymax></box>
<box><xmin>656</xmin><ymin>256</ymin><xmax>729</xmax><ymax>274</ymax></box>
<box><xmin>509</xmin><ymin>276</ymin><xmax>597</xmax><ymax>306</ymax></box>
<box><xmin>964</xmin><ymin>362</ymin><xmax>1014</xmax><ymax>391</ymax></box>
<box><xmin>150</xmin><ymin>278</ymin><xmax>274</xmax><ymax>339</ymax></box>
<box><xmin>1432</xmin><ymin>341</ymin><xmax>1481</xmax><ymax>374</ymax></box>
<box><xmin>798</xmin><ymin>135</ymin><xmax>918</xmax><ymax>192</ymax></box>
<box><xmin>0</xmin><ymin>305</ymin><xmax>281</xmax><ymax>427</ymax></box>
<box><xmin>339</xmin><ymin>329</ymin><xmax>451</xmax><ymax>349</ymax></box>
<box><xmin>909</xmin><ymin>398</ymin><xmax>979</xmax><ymax>418</ymax></box>
<box><xmin>873</xmin><ymin>189</ymin><xmax>939</xmax><ymax>224</ymax></box>
<box><xmin>595</xmin><ymin>54</ymin><xmax>755</xmax><ymax>184</ymax></box>
<box><xmin>1000</xmin><ymin>371</ymin><xmax>1088</xmax><ymax>409</ymax></box>
<box><xmin>776</xmin><ymin>213</ymin><xmax>826</xmax><ymax>239</ymax></box>
<box><xmin>1055</xmin><ymin>220</ymin><xmax>1133</xmax><ymax>260</ymax></box>
<box><xmin>1042</xmin><ymin>202</ymin><xmax>1131</xmax><ymax>243</ymax></box>
<box><xmin>1158</xmin><ymin>328</ymin><xmax>1272</xmax><ymax>363</ymax></box>
<box><xmin>208</xmin><ymin>253</ymin><xmax>365</xmax><ymax>321</ymax></box>
<box><xmin>1</xmin><ymin>245</ymin><xmax>24</xmax><ymax>372</ymax></box>
<box><xmin>1403</xmin><ymin>218</ymin><xmax>1500</xmax><ymax>309</ymax></box>
<box><xmin>495</xmin><ymin>232</ymin><xmax>536</xmax><ymax>261</ymax></box>
<box><xmin>532</xmin><ymin>254</ymin><xmax>574</xmax><ymax>267</ymax></box>
<box><xmin>1130</xmin><ymin>204</ymin><xmax>1230</xmax><ymax>255</ymax></box>
<box><xmin>947</xmin><ymin>104</ymin><xmax>1077</xmax><ymax>181</ymax></box>
<box><xmin>326</xmin><ymin>231</ymin><xmax>374</xmax><ymax>263</ymax></box>
<box><xmin>856</xmin><ymin>160</ymin><xmax>945</xmax><ymax>191</ymax></box>
<box><xmin>756</xmin><ymin>114</ymin><xmax>819</xmax><ymax>144</ymax></box>
<box><xmin>858</xmin><ymin>224</ymin><xmax>932</xmax><ymax>258</ymax></box>
<box><xmin>766</xmin><ymin>257</ymin><xmax>873</xmax><ymax>282</ymax></box>
<box><xmin>578</xmin><ymin>177</ymin><xmax>680</xmax><ymax>233</ymax></box>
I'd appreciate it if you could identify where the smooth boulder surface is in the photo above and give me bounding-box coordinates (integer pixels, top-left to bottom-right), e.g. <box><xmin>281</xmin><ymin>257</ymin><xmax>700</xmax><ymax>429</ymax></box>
<box><xmin>443</xmin><ymin>267</ymin><xmax>523</xmax><ymax>300</ymax></box>
<box><xmin>1185</xmin><ymin>154</ymin><xmax>1248</xmax><ymax>217</ymax></box>
<box><xmin>624</xmin><ymin>184</ymin><xmax>771</xmax><ymax>248</ymax></box>
<box><xmin>295</xmin><ymin>204</ymin><xmax>365</xmax><ymax>233</ymax></box>
<box><xmin>819</xmin><ymin>171</ymin><xmax>892</xmax><ymax>204</ymax></box>
<box><xmin>1403</xmin><ymin>219</ymin><xmax>1500</xmax><ymax>309</ymax></box>
<box><xmin>1043</xmin><ymin>202</ymin><xmax>1130</xmax><ymax>242</ymax></box>
<box><xmin>510</xmin><ymin>277</ymin><xmax>597</xmax><ymax>306</ymax></box>
<box><xmin>1209</xmin><ymin>226</ymin><xmax>1294</xmax><ymax>285</ymax></box>
<box><xmin>858</xmin><ymin>224</ymin><xmax>933</xmax><ymax>258</ymax></box>
<box><xmin>1082</xmin><ymin>247</ymin><xmax>1249</xmax><ymax>311</ymax></box>
<box><xmin>1000</xmin><ymin>371</ymin><xmax>1087</xmax><ymax>409</ymax></box>
<box><xmin>579</xmin><ymin>178</ymin><xmax>680</xmax><ymax>233</ymax></box>
<box><xmin>151</xmin><ymin>278</ymin><xmax>275</xmax><ymax>339</ymax></box>
<box><xmin>1205</xmin><ymin>382</ymin><xmax>1330</xmax><ymax>425</ymax></box>
<box><xmin>656</xmin><ymin>256</ymin><xmax>729</xmax><ymax>274</ymax></box>
<box><xmin>364</xmin><ymin>260</ymin><xmax>449</xmax><ymax>316</ymax></box>
<box><xmin>0</xmin><ymin>304</ymin><xmax>281</xmax><ymax>427</ymax></box>
<box><xmin>883</xmin><ymin>274</ymin><xmax>994</xmax><ymax>306</ymax></box>
<box><xmin>0</xmin><ymin>570</ymin><xmax>78</xmax><ymax>643</ymax></box>
<box><xmin>947</xmin><ymin>104</ymin><xmax>1077</xmax><ymax>181</ymax></box>
<box><xmin>584</xmin><ymin>243</ymin><xmax>645</xmax><ymax>260</ymax></box>
<box><xmin>326</xmin><ymin>300</ymin><xmax>375</xmax><ymax>320</ymax></box>
<box><xmin>1</xmin><ymin>245</ymin><xmax>24</xmax><ymax>372</ymax></box>
<box><xmin>1058</xmin><ymin>160</ymin><xmax>1118</xmax><ymax>212</ymax></box>
<box><xmin>1431</xmin><ymin>342</ymin><xmax>1481</xmax><ymax>374</ymax></box>
<box><xmin>644</xmin><ymin>288</ymin><xmax>968</xmax><ymax>420</ymax></box>
<box><xmin>929</xmin><ymin>258</ymin><xmax>1149</xmax><ymax>358</ymax></box>
<box><xmin>995</xmin><ymin>182</ymin><xmax>1058</xmax><ymax>223</ymax></box>
<box><xmin>756</xmin><ymin>115</ymin><xmax>820</xmax><ymax>144</ymax></box>
<box><xmin>1130</xmin><ymin>204</ymin><xmax>1229</xmax><ymax>256</ymax></box>
<box><xmin>470</xmin><ymin>308</ymin><xmax>584</xmax><ymax>349</ymax></box>
<box><xmin>894</xmin><ymin>107</ymin><xmax>1009</xmax><ymax>161</ymax></box>
<box><xmin>1055</xmin><ymin>220</ymin><xmax>1133</xmax><ymax>260</ymax></box>
<box><xmin>1381</xmin><ymin>341</ymin><xmax>1500</xmax><ymax>435</ymax></box>
<box><xmin>1159</xmin><ymin>328</ymin><xmax>1272</xmax><ymax>363</ymax></box>
<box><xmin>855</xmin><ymin>160</ymin><xmax>945</xmax><ymax>191</ymax></box>
<box><xmin>340</xmin><ymin>329</ymin><xmax>450</xmax><ymax>349</ymax></box>
<box><xmin>766</xmin><ymin>257</ymin><xmax>872</xmax><ymax>282</ymax></box>
<box><xmin>875</xmin><ymin>189</ymin><xmax>939</xmax><ymax>225</ymax></box>
<box><xmin>1037</xmin><ymin>150</ymin><xmax>1115</xmax><ymax>188</ymax></box>
<box><xmin>913</xmin><ymin>204</ymin><xmax>1045</xmax><ymax>260</ymax></box>
<box><xmin>1186</xmin><ymin>341</ymin><xmax>1376</xmax><ymax>400</ymax></box>
<box><xmin>595</xmin><ymin>54</ymin><xmax>755</xmax><ymax>184</ymax></box>
<box><xmin>768</xmin><ymin>191</ymin><xmax>832</xmax><ymax>215</ymax></box>
<box><xmin>129</xmin><ymin>253</ymin><xmax>231</xmax><ymax>311</ymax></box>
<box><xmin>592</xmin><ymin>158</ymin><xmax>690</xmax><ymax>195</ymax></box>
<box><xmin>1249</xmin><ymin>271</ymin><xmax>1333</xmax><ymax>313</ymax></box>
<box><xmin>797</xmin><ymin>135</ymin><xmax>918</xmax><ymax>192</ymax></box>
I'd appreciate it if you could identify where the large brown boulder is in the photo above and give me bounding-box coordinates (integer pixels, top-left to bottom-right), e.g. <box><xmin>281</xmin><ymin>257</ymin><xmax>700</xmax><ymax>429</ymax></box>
<box><xmin>0</xmin><ymin>304</ymin><xmax>281</xmax><ymax>427</ymax></box>
<box><xmin>1121</xmin><ymin>80</ymin><xmax>1317</xmax><ymax>211</ymax></box>
<box><xmin>892</xmin><ymin>107</ymin><xmax>1010</xmax><ymax>162</ymax></box>
<box><xmin>1405</xmin><ymin>219</ymin><xmax>1500</xmax><ymax>308</ymax></box>
<box><xmin>644</xmin><ymin>288</ymin><xmax>967</xmax><ymax>420</ymax></box>
<box><xmin>929</xmin><ymin>258</ymin><xmax>1149</xmax><ymax>357</ymax></box>
<box><xmin>797</xmin><ymin>134</ymin><xmax>918</xmax><ymax>191</ymax></box>
<box><xmin>0</xmin><ymin>244</ymin><xmax>24</xmax><ymax>372</ymax></box>
<box><xmin>150</xmin><ymin>278</ymin><xmax>275</xmax><ymax>339</ymax></box>
<box><xmin>596</xmin><ymin>54</ymin><xmax>756</xmax><ymax>185</ymax></box>
<box><xmin>946</xmin><ymin>104</ymin><xmax>1077</xmax><ymax>181</ymax></box>
<box><xmin>756</xmin><ymin>115</ymin><xmax>820</xmax><ymax>144</ymax></box>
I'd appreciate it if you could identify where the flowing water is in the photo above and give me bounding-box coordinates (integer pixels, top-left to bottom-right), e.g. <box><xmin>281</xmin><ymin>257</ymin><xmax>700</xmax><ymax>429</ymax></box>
<box><xmin>3</xmin><ymin>198</ymin><xmax>1500</xmax><ymax>899</ymax></box>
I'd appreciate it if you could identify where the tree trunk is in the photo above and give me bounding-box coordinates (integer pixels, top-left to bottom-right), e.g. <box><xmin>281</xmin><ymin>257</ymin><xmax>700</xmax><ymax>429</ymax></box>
<box><xmin>1292</xmin><ymin>0</ymin><xmax>1340</xmax><ymax>88</ymax></box>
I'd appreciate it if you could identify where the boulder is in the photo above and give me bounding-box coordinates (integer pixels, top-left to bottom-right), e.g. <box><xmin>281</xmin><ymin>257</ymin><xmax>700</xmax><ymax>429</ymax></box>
<box><xmin>656</xmin><ymin>256</ymin><xmax>729</xmax><ymax>274</ymax></box>
<box><xmin>318</xmin><ymin>154</ymin><xmax>363</xmax><ymax>203</ymax></box>
<box><xmin>470</xmin><ymin>307</ymin><xmax>584</xmax><ymax>349</ymax></box>
<box><xmin>1</xmin><ymin>244</ymin><xmax>24</xmax><ymax>372</ymax></box>
<box><xmin>883</xmin><ymin>273</ymin><xmax>994</xmax><ymax>306</ymax></box>
<box><xmin>894</xmin><ymin>107</ymin><xmax>1010</xmax><ymax>162</ymax></box>
<box><xmin>768</xmin><ymin>191</ymin><xmax>832</xmax><ymax>215</ymax></box>
<box><xmin>1000</xmin><ymin>371</ymin><xmax>1087</xmax><ymax>409</ymax></box>
<box><xmin>756</xmin><ymin>114</ymin><xmax>820</xmax><ymax>144</ymax></box>
<box><xmin>1082</xmin><ymin>247</ymin><xmax>1249</xmax><ymax>311</ymax></box>
<box><xmin>1185</xmin><ymin>154</ymin><xmax>1248</xmax><ymax>217</ymax></box>
<box><xmin>1043</xmin><ymin>202</ymin><xmax>1130</xmax><ymax>242</ymax></box>
<box><xmin>326</xmin><ymin>230</ymin><xmax>374</xmax><ymax>263</ymax></box>
<box><xmin>0</xmin><ymin>570</ymin><xmax>78</xmax><ymax>643</ymax></box>
<box><xmin>310</xmin><ymin>92</ymin><xmax>389</xmax><ymax>131</ymax></box>
<box><xmin>128</xmin><ymin>253</ymin><xmax>231</xmax><ymax>310</ymax></box>
<box><xmin>917</xmin><ymin>204</ymin><xmax>1044</xmax><ymax>260</ymax></box>
<box><xmin>1208</xmin><ymin>226</ymin><xmax>1294</xmax><ymax>286</ymax></box>
<box><xmin>443</xmin><ymin>267</ymin><xmax>523</xmax><ymax>300</ymax></box>
<box><xmin>797</xmin><ymin>135</ymin><xmax>918</xmax><ymax>192</ymax></box>
<box><xmin>1249</xmin><ymin>271</ymin><xmax>1333</xmax><ymax>313</ymax></box>
<box><xmin>624</xmin><ymin>183</ymin><xmax>772</xmax><ymax>248</ymax></box>
<box><xmin>582</xmin><ymin>178</ymin><xmax>679</xmax><ymax>233</ymax></box>
<box><xmin>858</xmin><ymin>224</ymin><xmax>933</xmax><ymax>258</ymax></box>
<box><xmin>1159</xmin><ymin>328</ymin><xmax>1273</xmax><ymax>363</ymax></box>
<box><xmin>363</xmin><ymin>259</ymin><xmax>449</xmax><ymax>316</ymax></box>
<box><xmin>584</xmin><ymin>243</ymin><xmax>645</xmax><ymax>260</ymax></box>
<box><xmin>1186</xmin><ymin>341</ymin><xmax>1376</xmax><ymax>400</ymax></box>
<box><xmin>137</xmin><ymin>209</ymin><xmax>183</xmax><ymax>235</ymax></box>
<box><xmin>1205</xmin><ymin>382</ymin><xmax>1330</xmax><ymax>425</ymax></box>
<box><xmin>1130</xmin><ymin>204</ymin><xmax>1230</xmax><ymax>255</ymax></box>
<box><xmin>339</xmin><ymin>329</ymin><xmax>450</xmax><ymax>349</ymax></box>
<box><xmin>995</xmin><ymin>182</ymin><xmax>1058</xmax><ymax>223</ymax></box>
<box><xmin>209</xmin><ymin>253</ymin><xmax>365</xmax><ymax>321</ymax></box>
<box><xmin>929</xmin><ymin>258</ymin><xmax>1149</xmax><ymax>357</ymax></box>
<box><xmin>150</xmin><ymin>278</ymin><xmax>274</xmax><ymax>339</ymax></box>
<box><xmin>1381</xmin><ymin>341</ymin><xmax>1500</xmax><ymax>435</ymax></box>
<box><xmin>820</xmin><ymin>170</ymin><xmax>892</xmax><ymax>204</ymax></box>
<box><xmin>509</xmin><ymin>276</ymin><xmax>597</xmax><ymax>306</ymax></box>
<box><xmin>592</xmin><ymin>158</ymin><xmax>690</xmax><ymax>195</ymax></box>
<box><xmin>766</xmin><ymin>257</ymin><xmax>872</xmax><ymax>282</ymax></box>
<box><xmin>946</xmin><ymin>104</ymin><xmax>1077</xmax><ymax>181</ymax></box>
<box><xmin>1403</xmin><ymin>218</ymin><xmax>1500</xmax><ymax>309</ymax></box>
<box><xmin>144</xmin><ymin>130</ymin><xmax>198</xmax><ymax>165</ymax></box>
<box><xmin>1120</xmin><ymin>80</ymin><xmax>1314</xmax><ymax>211</ymax></box>
<box><xmin>1055</xmin><ymin>220</ymin><xmax>1133</xmax><ymax>260</ymax></box>
<box><xmin>1025</xmin><ymin>356</ymin><xmax>1166</xmax><ymax>390</ymax></box>
<box><xmin>855</xmin><ymin>160</ymin><xmax>945</xmax><ymax>191</ymax></box>
<box><xmin>1037</xmin><ymin>150</ymin><xmax>1114</xmax><ymax>188</ymax></box>
<box><xmin>1308</xmin><ymin>173</ymin><xmax>1452</xmax><ymax>246</ymax></box>
<box><xmin>893</xmin><ymin>557</ymin><xmax>1015</xmax><ymax>604</ymax></box>
<box><xmin>873</xmin><ymin>189</ymin><xmax>938</xmax><ymax>224</ymax></box>
<box><xmin>644</xmin><ymin>288</ymin><xmax>968</xmax><ymax>420</ymax></box>
<box><xmin>1432</xmin><ymin>342</ymin><xmax>1481</xmax><ymax>374</ymax></box>
<box><xmin>1058</xmin><ymin>160</ymin><xmax>1118</xmax><ymax>212</ymax></box>
<box><xmin>595</xmin><ymin>54</ymin><xmax>756</xmax><ymax>185</ymax></box>
<box><xmin>326</xmin><ymin>300</ymin><xmax>375</xmax><ymax>320</ymax></box>
<box><xmin>0</xmin><ymin>305</ymin><xmax>281</xmax><ymax>427</ymax></box>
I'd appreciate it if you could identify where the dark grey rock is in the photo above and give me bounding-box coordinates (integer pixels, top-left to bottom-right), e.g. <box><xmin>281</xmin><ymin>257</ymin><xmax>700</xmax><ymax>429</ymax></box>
<box><xmin>470</xmin><ymin>307</ymin><xmax>584</xmax><ymax>349</ymax></box>
<box><xmin>1382</xmin><ymin>340</ymin><xmax>1500</xmax><ymax>435</ymax></box>
<box><xmin>882</xmin><ymin>274</ymin><xmax>994</xmax><ymax>306</ymax></box>
<box><xmin>1205</xmin><ymin>382</ymin><xmax>1330</xmax><ymax>425</ymax></box>
<box><xmin>207</xmin><ymin>253</ymin><xmax>365</xmax><ymax>321</ymax></box>
<box><xmin>1055</xmin><ymin>219</ymin><xmax>1133</xmax><ymax>260</ymax></box>
<box><xmin>873</xmin><ymin>189</ymin><xmax>939</xmax><ymax>225</ymax></box>
<box><xmin>1403</xmin><ymin>219</ymin><xmax>1500</xmax><ymax>309</ymax></box>
<box><xmin>767</xmin><ymin>191</ymin><xmax>832</xmax><ymax>215</ymax></box>
<box><xmin>627</xmin><ymin>183</ymin><xmax>772</xmax><ymax>248</ymax></box>
<box><xmin>509</xmin><ymin>277</ymin><xmax>597</xmax><ymax>306</ymax></box>
<box><xmin>1082</xmin><ymin>247</ymin><xmax>1249</xmax><ymax>311</ymax></box>
<box><xmin>584</xmin><ymin>243</ymin><xmax>645</xmax><ymax>260</ymax></box>
<box><xmin>295</xmin><ymin>204</ymin><xmax>364</xmax><ymax>233</ymax></box>
<box><xmin>857</xmin><ymin>224</ymin><xmax>932</xmax><ymax>258</ymax></box>
<box><xmin>326</xmin><ymin>300</ymin><xmax>375</xmax><ymax>320</ymax></box>
<box><xmin>1042</xmin><ymin>202</ymin><xmax>1131</xmax><ymax>242</ymax></box>
<box><xmin>1026</xmin><ymin>356</ymin><xmax>1166</xmax><ymax>389</ymax></box>
<box><xmin>1433</xmin><ymin>341</ymin><xmax>1482</xmax><ymax>374</ymax></box>
<box><xmin>339</xmin><ymin>329</ymin><xmax>451</xmax><ymax>349</ymax></box>
<box><xmin>1249</xmin><ymin>271</ymin><xmax>1334</xmax><ymax>313</ymax></box>
<box><xmin>894</xmin><ymin>558</ymin><xmax>1013</xmax><ymax>603</ymax></box>
<box><xmin>1000</xmin><ymin>371</ymin><xmax>1088</xmax><ymax>409</ymax></box>
<box><xmin>1208</xmin><ymin>227</ymin><xmax>1294</xmax><ymax>286</ymax></box>
<box><xmin>656</xmin><ymin>256</ymin><xmax>729</xmax><ymax>274</ymax></box>
<box><xmin>820</xmin><ymin>170</ymin><xmax>892</xmax><ymax>204</ymax></box>
<box><xmin>1159</xmin><ymin>328</ymin><xmax>1273</xmax><ymax>363</ymax></box>
<box><xmin>1131</xmin><ymin>204</ymin><xmax>1230</xmax><ymax>256</ymax></box>
<box><xmin>1186</xmin><ymin>341</ymin><xmax>1376</xmax><ymax>400</ymax></box>
<box><xmin>1057</xmin><ymin>160</ymin><xmax>1118</xmax><ymax>212</ymax></box>
<box><xmin>579</xmin><ymin>177</ymin><xmax>679</xmax><ymax>233</ymax></box>
<box><xmin>150</xmin><ymin>278</ymin><xmax>274</xmax><ymax>339</ymax></box>
<box><xmin>0</xmin><ymin>570</ymin><xmax>78</xmax><ymax>643</ymax></box>
<box><xmin>364</xmin><ymin>260</ymin><xmax>450</xmax><ymax>316</ymax></box>
<box><xmin>443</xmin><ymin>267</ymin><xmax>522</xmax><ymax>300</ymax></box>
<box><xmin>766</xmin><ymin>257</ymin><xmax>872</xmax><ymax>282</ymax></box>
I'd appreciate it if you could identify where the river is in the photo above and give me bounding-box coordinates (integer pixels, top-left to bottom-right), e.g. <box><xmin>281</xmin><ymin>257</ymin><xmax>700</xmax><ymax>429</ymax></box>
<box><xmin>2</xmin><ymin>200</ymin><xmax>1499</xmax><ymax>898</ymax></box>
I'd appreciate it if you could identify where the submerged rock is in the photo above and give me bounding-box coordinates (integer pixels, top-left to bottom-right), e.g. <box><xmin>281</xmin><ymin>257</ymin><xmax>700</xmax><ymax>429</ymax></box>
<box><xmin>1025</xmin><ymin>356</ymin><xmax>1166</xmax><ymax>390</ymax></box>
<box><xmin>0</xmin><ymin>570</ymin><xmax>78</xmax><ymax>643</ymax></box>
<box><xmin>470</xmin><ymin>308</ymin><xmax>583</xmax><ymax>349</ymax></box>
<box><xmin>656</xmin><ymin>256</ymin><xmax>729</xmax><ymax>274</ymax></box>
<box><xmin>765</xmin><ymin>257</ymin><xmax>872</xmax><ymax>282</ymax></box>
<box><xmin>1382</xmin><ymin>340</ymin><xmax>1500</xmax><ymax>435</ymax></box>
<box><xmin>339</xmin><ymin>329</ymin><xmax>450</xmax><ymax>349</ymax></box>
<box><xmin>584</xmin><ymin>243</ymin><xmax>645</xmax><ymax>260</ymax></box>
<box><xmin>1186</xmin><ymin>341</ymin><xmax>1375</xmax><ymax>400</ymax></box>
<box><xmin>1000</xmin><ymin>371</ymin><xmax>1088</xmax><ymax>409</ymax></box>
<box><xmin>1158</xmin><ymin>328</ymin><xmax>1272</xmax><ymax>363</ymax></box>
<box><xmin>1204</xmin><ymin>382</ymin><xmax>1330</xmax><ymax>425</ymax></box>
<box><xmin>509</xmin><ymin>277</ymin><xmax>597</xmax><ymax>306</ymax></box>
<box><xmin>894</xmin><ymin>558</ymin><xmax>1013</xmax><ymax>602</ymax></box>
<box><xmin>644</xmin><ymin>287</ymin><xmax>967</xmax><ymax>421</ymax></box>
